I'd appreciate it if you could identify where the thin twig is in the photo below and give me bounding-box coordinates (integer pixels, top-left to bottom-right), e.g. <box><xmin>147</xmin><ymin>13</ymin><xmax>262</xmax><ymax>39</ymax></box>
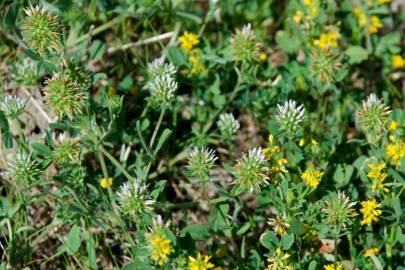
<box><xmin>20</xmin><ymin>87</ymin><xmax>52</xmax><ymax>124</ymax></box>
<box><xmin>107</xmin><ymin>32</ymin><xmax>174</xmax><ymax>54</ymax></box>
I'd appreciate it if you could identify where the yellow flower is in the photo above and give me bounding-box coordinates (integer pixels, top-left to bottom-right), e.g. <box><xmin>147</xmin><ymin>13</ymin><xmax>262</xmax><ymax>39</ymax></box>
<box><xmin>302</xmin><ymin>0</ymin><xmax>312</xmax><ymax>6</ymax></box>
<box><xmin>147</xmin><ymin>230</ymin><xmax>173</xmax><ymax>266</ymax></box>
<box><xmin>367</xmin><ymin>162</ymin><xmax>389</xmax><ymax>192</ymax></box>
<box><xmin>301</xmin><ymin>166</ymin><xmax>324</xmax><ymax>188</ymax></box>
<box><xmin>314</xmin><ymin>32</ymin><xmax>340</xmax><ymax>49</ymax></box>
<box><xmin>389</xmin><ymin>120</ymin><xmax>398</xmax><ymax>131</ymax></box>
<box><xmin>100</xmin><ymin>177</ymin><xmax>112</xmax><ymax>189</ymax></box>
<box><xmin>392</xmin><ymin>55</ymin><xmax>405</xmax><ymax>69</ymax></box>
<box><xmin>360</xmin><ymin>199</ymin><xmax>382</xmax><ymax>225</ymax></box>
<box><xmin>259</xmin><ymin>53</ymin><xmax>267</xmax><ymax>63</ymax></box>
<box><xmin>324</xmin><ymin>263</ymin><xmax>344</xmax><ymax>270</ymax></box>
<box><xmin>386</xmin><ymin>139</ymin><xmax>405</xmax><ymax>166</ymax></box>
<box><xmin>188</xmin><ymin>51</ymin><xmax>207</xmax><ymax>74</ymax></box>
<box><xmin>377</xmin><ymin>0</ymin><xmax>391</xmax><ymax>4</ymax></box>
<box><xmin>266</xmin><ymin>248</ymin><xmax>292</xmax><ymax>270</ymax></box>
<box><xmin>293</xmin><ymin>10</ymin><xmax>304</xmax><ymax>24</ymax></box>
<box><xmin>353</xmin><ymin>8</ymin><xmax>367</xmax><ymax>27</ymax></box>
<box><xmin>263</xmin><ymin>134</ymin><xmax>281</xmax><ymax>159</ymax></box>
<box><xmin>369</xmin><ymin>15</ymin><xmax>383</xmax><ymax>34</ymax></box>
<box><xmin>188</xmin><ymin>252</ymin><xmax>215</xmax><ymax>270</ymax></box>
<box><xmin>364</xmin><ymin>247</ymin><xmax>380</xmax><ymax>257</ymax></box>
<box><xmin>178</xmin><ymin>31</ymin><xmax>200</xmax><ymax>52</ymax></box>
<box><xmin>299</xmin><ymin>138</ymin><xmax>305</xmax><ymax>147</ymax></box>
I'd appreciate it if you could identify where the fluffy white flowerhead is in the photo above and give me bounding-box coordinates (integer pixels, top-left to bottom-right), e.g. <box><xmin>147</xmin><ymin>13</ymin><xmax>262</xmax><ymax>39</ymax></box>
<box><xmin>275</xmin><ymin>100</ymin><xmax>305</xmax><ymax>137</ymax></box>
<box><xmin>187</xmin><ymin>146</ymin><xmax>218</xmax><ymax>182</ymax></box>
<box><xmin>117</xmin><ymin>179</ymin><xmax>155</xmax><ymax>218</ymax></box>
<box><xmin>217</xmin><ymin>113</ymin><xmax>240</xmax><ymax>140</ymax></box>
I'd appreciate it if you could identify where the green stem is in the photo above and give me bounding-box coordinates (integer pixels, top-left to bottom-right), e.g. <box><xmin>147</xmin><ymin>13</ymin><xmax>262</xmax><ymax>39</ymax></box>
<box><xmin>149</xmin><ymin>109</ymin><xmax>165</xmax><ymax>150</ymax></box>
<box><xmin>99</xmin><ymin>146</ymin><xmax>133</xmax><ymax>181</ymax></box>
<box><xmin>98</xmin><ymin>150</ymin><xmax>109</xmax><ymax>179</ymax></box>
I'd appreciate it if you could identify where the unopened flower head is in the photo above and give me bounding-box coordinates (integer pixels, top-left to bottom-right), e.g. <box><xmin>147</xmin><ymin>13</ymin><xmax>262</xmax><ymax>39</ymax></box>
<box><xmin>230</xmin><ymin>23</ymin><xmax>261</xmax><ymax>63</ymax></box>
<box><xmin>8</xmin><ymin>152</ymin><xmax>42</xmax><ymax>184</ymax></box>
<box><xmin>275</xmin><ymin>100</ymin><xmax>305</xmax><ymax>136</ymax></box>
<box><xmin>233</xmin><ymin>147</ymin><xmax>268</xmax><ymax>191</ymax></box>
<box><xmin>53</xmin><ymin>134</ymin><xmax>80</xmax><ymax>165</ymax></box>
<box><xmin>21</xmin><ymin>5</ymin><xmax>62</xmax><ymax>53</ymax></box>
<box><xmin>187</xmin><ymin>146</ymin><xmax>217</xmax><ymax>182</ymax></box>
<box><xmin>14</xmin><ymin>59</ymin><xmax>38</xmax><ymax>85</ymax></box>
<box><xmin>44</xmin><ymin>72</ymin><xmax>88</xmax><ymax>120</ymax></box>
<box><xmin>322</xmin><ymin>191</ymin><xmax>357</xmax><ymax>229</ymax></box>
<box><xmin>356</xmin><ymin>94</ymin><xmax>391</xmax><ymax>137</ymax></box>
<box><xmin>310</xmin><ymin>48</ymin><xmax>341</xmax><ymax>83</ymax></box>
<box><xmin>146</xmin><ymin>75</ymin><xmax>178</xmax><ymax>110</ymax></box>
<box><xmin>148</xmin><ymin>58</ymin><xmax>176</xmax><ymax>80</ymax></box>
<box><xmin>217</xmin><ymin>113</ymin><xmax>240</xmax><ymax>140</ymax></box>
<box><xmin>0</xmin><ymin>95</ymin><xmax>27</xmax><ymax>119</ymax></box>
<box><xmin>117</xmin><ymin>179</ymin><xmax>155</xmax><ymax>218</ymax></box>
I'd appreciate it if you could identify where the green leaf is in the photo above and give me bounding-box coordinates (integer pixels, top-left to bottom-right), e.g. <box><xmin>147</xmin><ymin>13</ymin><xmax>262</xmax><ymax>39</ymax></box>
<box><xmin>153</xmin><ymin>128</ymin><xmax>172</xmax><ymax>156</ymax></box>
<box><xmin>150</xmin><ymin>180</ymin><xmax>167</xmax><ymax>200</ymax></box>
<box><xmin>345</xmin><ymin>46</ymin><xmax>368</xmax><ymax>64</ymax></box>
<box><xmin>180</xmin><ymin>224</ymin><xmax>210</xmax><ymax>241</ymax></box>
<box><xmin>167</xmin><ymin>46</ymin><xmax>188</xmax><ymax>66</ymax></box>
<box><xmin>308</xmin><ymin>261</ymin><xmax>317</xmax><ymax>270</ymax></box>
<box><xmin>281</xmin><ymin>234</ymin><xmax>294</xmax><ymax>250</ymax></box>
<box><xmin>392</xmin><ymin>196</ymin><xmax>402</xmax><ymax>219</ymax></box>
<box><xmin>89</xmin><ymin>40</ymin><xmax>106</xmax><ymax>60</ymax></box>
<box><xmin>32</xmin><ymin>143</ymin><xmax>53</xmax><ymax>159</ymax></box>
<box><xmin>276</xmin><ymin>31</ymin><xmax>300</xmax><ymax>54</ymax></box>
<box><xmin>66</xmin><ymin>225</ymin><xmax>81</xmax><ymax>255</ymax></box>
<box><xmin>260</xmin><ymin>231</ymin><xmax>278</xmax><ymax>249</ymax></box>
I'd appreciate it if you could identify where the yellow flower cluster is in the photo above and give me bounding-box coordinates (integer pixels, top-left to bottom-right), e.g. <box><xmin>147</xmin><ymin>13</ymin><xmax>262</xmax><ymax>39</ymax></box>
<box><xmin>353</xmin><ymin>8</ymin><xmax>383</xmax><ymax>34</ymax></box>
<box><xmin>364</xmin><ymin>247</ymin><xmax>380</xmax><ymax>257</ymax></box>
<box><xmin>100</xmin><ymin>177</ymin><xmax>112</xmax><ymax>189</ymax></box>
<box><xmin>314</xmin><ymin>32</ymin><xmax>340</xmax><ymax>49</ymax></box>
<box><xmin>266</xmin><ymin>248</ymin><xmax>292</xmax><ymax>270</ymax></box>
<box><xmin>263</xmin><ymin>134</ymin><xmax>281</xmax><ymax>159</ymax></box>
<box><xmin>188</xmin><ymin>252</ymin><xmax>215</xmax><ymax>270</ymax></box>
<box><xmin>147</xmin><ymin>229</ymin><xmax>173</xmax><ymax>266</ymax></box>
<box><xmin>178</xmin><ymin>31</ymin><xmax>200</xmax><ymax>52</ymax></box>
<box><xmin>301</xmin><ymin>166</ymin><xmax>324</xmax><ymax>188</ymax></box>
<box><xmin>301</xmin><ymin>0</ymin><xmax>318</xmax><ymax>17</ymax></box>
<box><xmin>360</xmin><ymin>199</ymin><xmax>382</xmax><ymax>225</ymax></box>
<box><xmin>392</xmin><ymin>55</ymin><xmax>405</xmax><ymax>69</ymax></box>
<box><xmin>324</xmin><ymin>263</ymin><xmax>344</xmax><ymax>270</ymax></box>
<box><xmin>386</xmin><ymin>138</ymin><xmax>405</xmax><ymax>166</ymax></box>
<box><xmin>367</xmin><ymin>162</ymin><xmax>389</xmax><ymax>192</ymax></box>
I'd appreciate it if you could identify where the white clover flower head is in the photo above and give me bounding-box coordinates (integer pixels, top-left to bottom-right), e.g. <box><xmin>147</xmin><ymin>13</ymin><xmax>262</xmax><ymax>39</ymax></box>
<box><xmin>117</xmin><ymin>179</ymin><xmax>155</xmax><ymax>218</ymax></box>
<box><xmin>53</xmin><ymin>134</ymin><xmax>80</xmax><ymax>165</ymax></box>
<box><xmin>217</xmin><ymin>113</ymin><xmax>240</xmax><ymax>140</ymax></box>
<box><xmin>8</xmin><ymin>152</ymin><xmax>42</xmax><ymax>184</ymax></box>
<box><xmin>356</xmin><ymin>93</ymin><xmax>391</xmax><ymax>137</ymax></box>
<box><xmin>146</xmin><ymin>75</ymin><xmax>178</xmax><ymax>110</ymax></box>
<box><xmin>233</xmin><ymin>147</ymin><xmax>268</xmax><ymax>191</ymax></box>
<box><xmin>148</xmin><ymin>58</ymin><xmax>176</xmax><ymax>80</ymax></box>
<box><xmin>275</xmin><ymin>100</ymin><xmax>305</xmax><ymax>136</ymax></box>
<box><xmin>187</xmin><ymin>146</ymin><xmax>218</xmax><ymax>182</ymax></box>
<box><xmin>0</xmin><ymin>95</ymin><xmax>27</xmax><ymax>119</ymax></box>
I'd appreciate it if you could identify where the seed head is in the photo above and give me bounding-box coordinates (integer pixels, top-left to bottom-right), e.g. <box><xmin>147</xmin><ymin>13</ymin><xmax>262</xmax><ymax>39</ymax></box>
<box><xmin>356</xmin><ymin>94</ymin><xmax>391</xmax><ymax>138</ymax></box>
<box><xmin>117</xmin><ymin>179</ymin><xmax>155</xmax><ymax>218</ymax></box>
<box><xmin>20</xmin><ymin>5</ymin><xmax>62</xmax><ymax>53</ymax></box>
<box><xmin>44</xmin><ymin>72</ymin><xmax>88</xmax><ymax>120</ymax></box>
<box><xmin>233</xmin><ymin>147</ymin><xmax>268</xmax><ymax>191</ymax></box>
<box><xmin>230</xmin><ymin>23</ymin><xmax>261</xmax><ymax>63</ymax></box>
<box><xmin>53</xmin><ymin>134</ymin><xmax>80</xmax><ymax>165</ymax></box>
<box><xmin>0</xmin><ymin>95</ymin><xmax>27</xmax><ymax>119</ymax></box>
<box><xmin>187</xmin><ymin>146</ymin><xmax>217</xmax><ymax>182</ymax></box>
<box><xmin>8</xmin><ymin>152</ymin><xmax>42</xmax><ymax>184</ymax></box>
<box><xmin>148</xmin><ymin>58</ymin><xmax>176</xmax><ymax>80</ymax></box>
<box><xmin>322</xmin><ymin>191</ymin><xmax>357</xmax><ymax>230</ymax></box>
<box><xmin>275</xmin><ymin>100</ymin><xmax>305</xmax><ymax>137</ymax></box>
<box><xmin>217</xmin><ymin>113</ymin><xmax>240</xmax><ymax>141</ymax></box>
<box><xmin>146</xmin><ymin>75</ymin><xmax>178</xmax><ymax>110</ymax></box>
